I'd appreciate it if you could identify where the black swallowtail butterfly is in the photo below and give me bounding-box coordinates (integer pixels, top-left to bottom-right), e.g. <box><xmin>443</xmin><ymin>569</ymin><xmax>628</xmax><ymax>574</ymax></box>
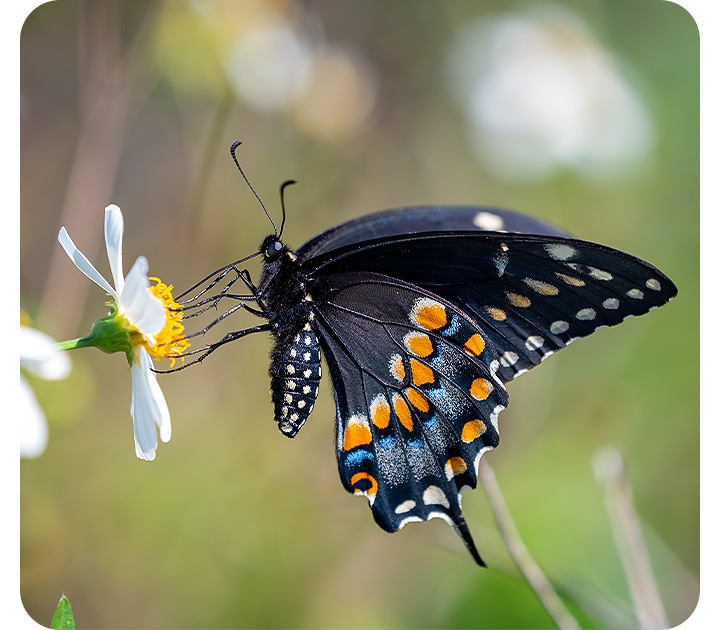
<box><xmin>176</xmin><ymin>143</ymin><xmax>677</xmax><ymax>566</ymax></box>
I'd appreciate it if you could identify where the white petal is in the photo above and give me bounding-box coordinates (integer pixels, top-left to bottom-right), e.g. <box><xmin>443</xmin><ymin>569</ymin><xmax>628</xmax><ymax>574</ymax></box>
<box><xmin>58</xmin><ymin>226</ymin><xmax>117</xmax><ymax>297</ymax></box>
<box><xmin>19</xmin><ymin>377</ymin><xmax>49</xmax><ymax>458</ymax></box>
<box><xmin>104</xmin><ymin>205</ymin><xmax>125</xmax><ymax>295</ymax></box>
<box><xmin>130</xmin><ymin>348</ymin><xmax>171</xmax><ymax>460</ymax></box>
<box><xmin>19</xmin><ymin>327</ymin><xmax>71</xmax><ymax>380</ymax></box>
<box><xmin>119</xmin><ymin>256</ymin><xmax>166</xmax><ymax>339</ymax></box>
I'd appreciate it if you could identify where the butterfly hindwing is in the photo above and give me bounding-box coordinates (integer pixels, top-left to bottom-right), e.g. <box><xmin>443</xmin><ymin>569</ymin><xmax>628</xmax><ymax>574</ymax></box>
<box><xmin>310</xmin><ymin>271</ymin><xmax>509</xmax><ymax>564</ymax></box>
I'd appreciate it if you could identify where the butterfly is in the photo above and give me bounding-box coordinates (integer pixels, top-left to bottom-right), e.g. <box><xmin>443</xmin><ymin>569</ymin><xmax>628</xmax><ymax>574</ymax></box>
<box><xmin>175</xmin><ymin>142</ymin><xmax>677</xmax><ymax>566</ymax></box>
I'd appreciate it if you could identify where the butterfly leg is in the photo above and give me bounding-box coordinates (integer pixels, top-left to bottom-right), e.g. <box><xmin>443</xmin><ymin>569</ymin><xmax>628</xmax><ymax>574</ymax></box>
<box><xmin>153</xmin><ymin>322</ymin><xmax>272</xmax><ymax>373</ymax></box>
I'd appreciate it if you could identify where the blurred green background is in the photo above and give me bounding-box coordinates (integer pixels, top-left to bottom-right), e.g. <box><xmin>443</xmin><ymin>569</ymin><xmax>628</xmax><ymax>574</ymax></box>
<box><xmin>20</xmin><ymin>0</ymin><xmax>698</xmax><ymax>628</ymax></box>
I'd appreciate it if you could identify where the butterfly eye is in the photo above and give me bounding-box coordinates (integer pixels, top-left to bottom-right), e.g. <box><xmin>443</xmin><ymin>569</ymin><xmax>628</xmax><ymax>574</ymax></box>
<box><xmin>263</xmin><ymin>237</ymin><xmax>285</xmax><ymax>261</ymax></box>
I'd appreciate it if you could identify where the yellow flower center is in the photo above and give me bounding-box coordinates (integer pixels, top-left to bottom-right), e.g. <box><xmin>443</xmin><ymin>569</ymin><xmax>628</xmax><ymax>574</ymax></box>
<box><xmin>143</xmin><ymin>277</ymin><xmax>190</xmax><ymax>366</ymax></box>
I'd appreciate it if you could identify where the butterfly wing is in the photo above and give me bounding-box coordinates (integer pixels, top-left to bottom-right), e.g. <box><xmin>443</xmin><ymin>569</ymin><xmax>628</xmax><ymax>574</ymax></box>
<box><xmin>303</xmin><ymin>230</ymin><xmax>677</xmax><ymax>382</ymax></box>
<box><xmin>310</xmin><ymin>271</ymin><xmax>509</xmax><ymax>565</ymax></box>
<box><xmin>297</xmin><ymin>205</ymin><xmax>569</xmax><ymax>260</ymax></box>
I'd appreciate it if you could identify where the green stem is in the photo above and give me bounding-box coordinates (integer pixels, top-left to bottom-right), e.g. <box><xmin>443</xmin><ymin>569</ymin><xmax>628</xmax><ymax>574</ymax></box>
<box><xmin>57</xmin><ymin>336</ymin><xmax>96</xmax><ymax>351</ymax></box>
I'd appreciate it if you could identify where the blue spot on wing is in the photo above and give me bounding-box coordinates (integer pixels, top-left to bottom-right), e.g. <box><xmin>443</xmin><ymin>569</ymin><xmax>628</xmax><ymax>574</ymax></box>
<box><xmin>441</xmin><ymin>314</ymin><xmax>461</xmax><ymax>337</ymax></box>
<box><xmin>345</xmin><ymin>449</ymin><xmax>375</xmax><ymax>466</ymax></box>
<box><xmin>378</xmin><ymin>436</ymin><xmax>397</xmax><ymax>450</ymax></box>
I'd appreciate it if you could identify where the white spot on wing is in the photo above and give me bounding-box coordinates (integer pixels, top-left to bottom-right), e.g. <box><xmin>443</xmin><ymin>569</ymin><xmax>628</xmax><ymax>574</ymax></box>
<box><xmin>627</xmin><ymin>288</ymin><xmax>644</xmax><ymax>299</ymax></box>
<box><xmin>646</xmin><ymin>278</ymin><xmax>661</xmax><ymax>291</ymax></box>
<box><xmin>525</xmin><ymin>335</ymin><xmax>544</xmax><ymax>350</ymax></box>
<box><xmin>423</xmin><ymin>486</ymin><xmax>450</xmax><ymax>508</ymax></box>
<box><xmin>395</xmin><ymin>500</ymin><xmax>416</xmax><ymax>514</ymax></box>
<box><xmin>602</xmin><ymin>298</ymin><xmax>619</xmax><ymax>310</ymax></box>
<box><xmin>576</xmin><ymin>308</ymin><xmax>596</xmax><ymax>320</ymax></box>
<box><xmin>545</xmin><ymin>243</ymin><xmax>576</xmax><ymax>260</ymax></box>
<box><xmin>588</xmin><ymin>267</ymin><xmax>613</xmax><ymax>281</ymax></box>
<box><xmin>550</xmin><ymin>320</ymin><xmax>569</xmax><ymax>334</ymax></box>
<box><xmin>474</xmin><ymin>211</ymin><xmax>505</xmax><ymax>230</ymax></box>
<box><xmin>500</xmin><ymin>351</ymin><xmax>519</xmax><ymax>367</ymax></box>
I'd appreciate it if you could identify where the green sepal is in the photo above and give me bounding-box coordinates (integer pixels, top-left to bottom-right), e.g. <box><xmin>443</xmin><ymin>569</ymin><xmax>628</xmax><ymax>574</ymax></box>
<box><xmin>57</xmin><ymin>306</ymin><xmax>135</xmax><ymax>366</ymax></box>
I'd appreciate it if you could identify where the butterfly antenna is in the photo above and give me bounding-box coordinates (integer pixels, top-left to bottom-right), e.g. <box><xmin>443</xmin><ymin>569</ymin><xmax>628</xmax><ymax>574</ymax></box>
<box><xmin>230</xmin><ymin>140</ymin><xmax>279</xmax><ymax>235</ymax></box>
<box><xmin>278</xmin><ymin>179</ymin><xmax>297</xmax><ymax>239</ymax></box>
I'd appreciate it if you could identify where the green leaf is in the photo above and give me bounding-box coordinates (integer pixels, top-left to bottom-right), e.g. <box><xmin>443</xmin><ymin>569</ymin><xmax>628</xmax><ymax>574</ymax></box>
<box><xmin>50</xmin><ymin>594</ymin><xmax>75</xmax><ymax>630</ymax></box>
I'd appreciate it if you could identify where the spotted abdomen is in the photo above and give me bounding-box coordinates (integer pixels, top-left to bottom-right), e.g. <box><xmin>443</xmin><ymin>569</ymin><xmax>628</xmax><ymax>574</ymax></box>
<box><xmin>270</xmin><ymin>325</ymin><xmax>322</xmax><ymax>437</ymax></box>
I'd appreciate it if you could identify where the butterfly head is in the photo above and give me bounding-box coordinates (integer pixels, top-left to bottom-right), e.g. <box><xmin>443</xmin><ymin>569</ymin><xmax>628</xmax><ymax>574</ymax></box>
<box><xmin>261</xmin><ymin>235</ymin><xmax>286</xmax><ymax>262</ymax></box>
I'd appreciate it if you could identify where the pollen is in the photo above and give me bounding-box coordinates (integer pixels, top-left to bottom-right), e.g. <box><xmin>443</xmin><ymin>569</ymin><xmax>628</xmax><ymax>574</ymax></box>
<box><xmin>144</xmin><ymin>278</ymin><xmax>190</xmax><ymax>366</ymax></box>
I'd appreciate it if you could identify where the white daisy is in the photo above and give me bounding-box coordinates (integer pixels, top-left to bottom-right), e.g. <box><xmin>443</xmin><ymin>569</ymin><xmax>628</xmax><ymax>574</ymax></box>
<box><xmin>57</xmin><ymin>205</ymin><xmax>188</xmax><ymax>460</ymax></box>
<box><xmin>19</xmin><ymin>325</ymin><xmax>71</xmax><ymax>458</ymax></box>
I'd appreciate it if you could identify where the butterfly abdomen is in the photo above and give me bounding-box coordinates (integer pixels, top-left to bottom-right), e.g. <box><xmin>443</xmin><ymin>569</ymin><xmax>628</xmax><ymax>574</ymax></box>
<box><xmin>269</xmin><ymin>312</ymin><xmax>322</xmax><ymax>437</ymax></box>
<box><xmin>258</xmin><ymin>242</ymin><xmax>323</xmax><ymax>437</ymax></box>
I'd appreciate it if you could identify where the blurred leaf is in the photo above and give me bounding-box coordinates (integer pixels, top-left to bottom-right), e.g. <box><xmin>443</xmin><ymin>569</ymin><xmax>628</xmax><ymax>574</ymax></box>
<box><xmin>50</xmin><ymin>594</ymin><xmax>75</xmax><ymax>630</ymax></box>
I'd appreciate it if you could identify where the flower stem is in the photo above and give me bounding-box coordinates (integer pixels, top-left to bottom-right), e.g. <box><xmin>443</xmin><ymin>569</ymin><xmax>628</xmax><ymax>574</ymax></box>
<box><xmin>57</xmin><ymin>337</ymin><xmax>95</xmax><ymax>351</ymax></box>
<box><xmin>478</xmin><ymin>458</ymin><xmax>580</xmax><ymax>630</ymax></box>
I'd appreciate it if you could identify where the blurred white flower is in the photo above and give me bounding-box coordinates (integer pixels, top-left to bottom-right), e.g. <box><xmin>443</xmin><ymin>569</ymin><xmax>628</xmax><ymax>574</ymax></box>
<box><xmin>58</xmin><ymin>205</ymin><xmax>188</xmax><ymax>460</ymax></box>
<box><xmin>212</xmin><ymin>5</ymin><xmax>376</xmax><ymax>138</ymax></box>
<box><xmin>225</xmin><ymin>18</ymin><xmax>314</xmax><ymax>111</ymax></box>
<box><xmin>447</xmin><ymin>4</ymin><xmax>654</xmax><ymax>182</ymax></box>
<box><xmin>19</xmin><ymin>326</ymin><xmax>71</xmax><ymax>458</ymax></box>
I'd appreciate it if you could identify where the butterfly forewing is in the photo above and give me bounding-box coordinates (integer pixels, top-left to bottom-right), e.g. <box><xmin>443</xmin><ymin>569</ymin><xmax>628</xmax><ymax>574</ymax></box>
<box><xmin>297</xmin><ymin>205</ymin><xmax>569</xmax><ymax>260</ymax></box>
<box><xmin>303</xmin><ymin>232</ymin><xmax>677</xmax><ymax>382</ymax></box>
<box><xmin>310</xmin><ymin>272</ymin><xmax>509</xmax><ymax>564</ymax></box>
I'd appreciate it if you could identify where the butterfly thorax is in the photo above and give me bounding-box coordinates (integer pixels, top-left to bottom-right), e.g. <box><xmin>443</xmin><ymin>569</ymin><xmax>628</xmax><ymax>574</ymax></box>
<box><xmin>258</xmin><ymin>236</ymin><xmax>322</xmax><ymax>437</ymax></box>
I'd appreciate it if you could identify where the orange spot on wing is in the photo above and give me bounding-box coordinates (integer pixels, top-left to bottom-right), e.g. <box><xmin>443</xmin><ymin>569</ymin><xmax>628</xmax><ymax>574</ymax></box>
<box><xmin>393</xmin><ymin>394</ymin><xmax>414</xmax><ymax>431</ymax></box>
<box><xmin>461</xmin><ymin>419</ymin><xmax>487</xmax><ymax>443</ymax></box>
<box><xmin>446</xmin><ymin>456</ymin><xmax>468</xmax><ymax>478</ymax></box>
<box><xmin>406</xmin><ymin>387</ymin><xmax>430</xmax><ymax>413</ymax></box>
<box><xmin>405</xmin><ymin>332</ymin><xmax>434</xmax><ymax>357</ymax></box>
<box><xmin>343</xmin><ymin>418</ymin><xmax>372</xmax><ymax>451</ymax></box>
<box><xmin>556</xmin><ymin>272</ymin><xmax>586</xmax><ymax>287</ymax></box>
<box><xmin>470</xmin><ymin>378</ymin><xmax>493</xmax><ymax>400</ymax></box>
<box><xmin>389</xmin><ymin>354</ymin><xmax>406</xmax><ymax>382</ymax></box>
<box><xmin>464</xmin><ymin>334</ymin><xmax>485</xmax><ymax>356</ymax></box>
<box><xmin>351</xmin><ymin>472</ymin><xmax>378</xmax><ymax>497</ymax></box>
<box><xmin>506</xmin><ymin>292</ymin><xmax>531</xmax><ymax>308</ymax></box>
<box><xmin>485</xmin><ymin>306</ymin><xmax>507</xmax><ymax>321</ymax></box>
<box><xmin>413</xmin><ymin>300</ymin><xmax>447</xmax><ymax>330</ymax></box>
<box><xmin>370</xmin><ymin>396</ymin><xmax>391</xmax><ymax>429</ymax></box>
<box><xmin>410</xmin><ymin>358</ymin><xmax>435</xmax><ymax>386</ymax></box>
